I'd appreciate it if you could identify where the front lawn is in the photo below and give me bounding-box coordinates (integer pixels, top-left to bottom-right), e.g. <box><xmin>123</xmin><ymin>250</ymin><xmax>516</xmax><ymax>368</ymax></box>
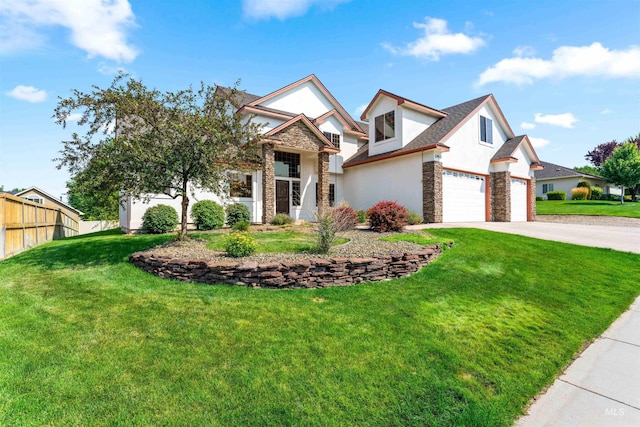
<box><xmin>537</xmin><ymin>199</ymin><xmax>640</xmax><ymax>218</ymax></box>
<box><xmin>194</xmin><ymin>230</ymin><xmax>348</xmax><ymax>253</ymax></box>
<box><xmin>1</xmin><ymin>229</ymin><xmax>638</xmax><ymax>426</ymax></box>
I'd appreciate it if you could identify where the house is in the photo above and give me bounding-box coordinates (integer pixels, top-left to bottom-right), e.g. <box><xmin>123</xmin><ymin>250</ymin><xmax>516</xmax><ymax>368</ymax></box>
<box><xmin>15</xmin><ymin>186</ymin><xmax>83</xmax><ymax>222</ymax></box>
<box><xmin>534</xmin><ymin>161</ymin><xmax>621</xmax><ymax>199</ymax></box>
<box><xmin>119</xmin><ymin>75</ymin><xmax>542</xmax><ymax>232</ymax></box>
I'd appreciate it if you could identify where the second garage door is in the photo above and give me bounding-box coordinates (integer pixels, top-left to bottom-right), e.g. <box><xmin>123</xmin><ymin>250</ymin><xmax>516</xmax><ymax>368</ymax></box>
<box><xmin>510</xmin><ymin>178</ymin><xmax>528</xmax><ymax>221</ymax></box>
<box><xmin>442</xmin><ymin>170</ymin><xmax>486</xmax><ymax>222</ymax></box>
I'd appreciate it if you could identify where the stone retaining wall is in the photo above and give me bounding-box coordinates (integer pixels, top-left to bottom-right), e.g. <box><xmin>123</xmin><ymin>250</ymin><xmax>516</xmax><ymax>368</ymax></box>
<box><xmin>130</xmin><ymin>244</ymin><xmax>444</xmax><ymax>289</ymax></box>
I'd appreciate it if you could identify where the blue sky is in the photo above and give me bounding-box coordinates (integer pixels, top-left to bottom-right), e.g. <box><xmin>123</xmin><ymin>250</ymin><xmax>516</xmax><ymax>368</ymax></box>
<box><xmin>1</xmin><ymin>0</ymin><xmax>639</xmax><ymax>198</ymax></box>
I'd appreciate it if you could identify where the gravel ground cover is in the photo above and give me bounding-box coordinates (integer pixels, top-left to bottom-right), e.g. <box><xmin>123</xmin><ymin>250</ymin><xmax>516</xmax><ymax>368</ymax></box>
<box><xmin>146</xmin><ymin>228</ymin><xmax>425</xmax><ymax>263</ymax></box>
<box><xmin>536</xmin><ymin>215</ymin><xmax>640</xmax><ymax>228</ymax></box>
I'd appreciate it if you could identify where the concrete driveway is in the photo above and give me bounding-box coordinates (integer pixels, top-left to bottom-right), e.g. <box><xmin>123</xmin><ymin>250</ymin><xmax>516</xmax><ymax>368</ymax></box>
<box><xmin>408</xmin><ymin>221</ymin><xmax>640</xmax><ymax>254</ymax></box>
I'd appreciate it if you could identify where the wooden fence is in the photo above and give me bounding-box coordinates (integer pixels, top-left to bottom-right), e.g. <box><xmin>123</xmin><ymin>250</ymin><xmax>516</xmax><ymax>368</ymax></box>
<box><xmin>0</xmin><ymin>193</ymin><xmax>79</xmax><ymax>260</ymax></box>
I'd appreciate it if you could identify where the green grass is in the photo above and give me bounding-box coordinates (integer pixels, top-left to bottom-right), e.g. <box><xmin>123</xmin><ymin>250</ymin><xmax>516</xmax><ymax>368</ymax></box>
<box><xmin>194</xmin><ymin>230</ymin><xmax>348</xmax><ymax>253</ymax></box>
<box><xmin>1</xmin><ymin>229</ymin><xmax>639</xmax><ymax>426</ymax></box>
<box><xmin>537</xmin><ymin>199</ymin><xmax>640</xmax><ymax>218</ymax></box>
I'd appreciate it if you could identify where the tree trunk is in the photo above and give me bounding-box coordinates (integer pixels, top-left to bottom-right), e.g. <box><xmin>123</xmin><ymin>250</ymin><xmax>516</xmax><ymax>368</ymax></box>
<box><xmin>620</xmin><ymin>186</ymin><xmax>625</xmax><ymax>204</ymax></box>
<box><xmin>180</xmin><ymin>179</ymin><xmax>189</xmax><ymax>239</ymax></box>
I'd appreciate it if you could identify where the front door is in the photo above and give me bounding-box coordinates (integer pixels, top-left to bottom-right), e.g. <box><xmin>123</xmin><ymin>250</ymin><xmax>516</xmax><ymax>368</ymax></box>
<box><xmin>276</xmin><ymin>180</ymin><xmax>290</xmax><ymax>215</ymax></box>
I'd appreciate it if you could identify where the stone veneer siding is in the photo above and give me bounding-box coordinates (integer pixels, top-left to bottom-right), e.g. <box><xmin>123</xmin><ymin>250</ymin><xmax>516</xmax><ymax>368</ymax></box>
<box><xmin>491</xmin><ymin>171</ymin><xmax>511</xmax><ymax>222</ymax></box>
<box><xmin>262</xmin><ymin>143</ymin><xmax>275</xmax><ymax>224</ymax></box>
<box><xmin>130</xmin><ymin>245</ymin><xmax>444</xmax><ymax>289</ymax></box>
<box><xmin>422</xmin><ymin>161</ymin><xmax>443</xmax><ymax>223</ymax></box>
<box><xmin>529</xmin><ymin>177</ymin><xmax>536</xmax><ymax>221</ymax></box>
<box><xmin>317</xmin><ymin>152</ymin><xmax>330</xmax><ymax>216</ymax></box>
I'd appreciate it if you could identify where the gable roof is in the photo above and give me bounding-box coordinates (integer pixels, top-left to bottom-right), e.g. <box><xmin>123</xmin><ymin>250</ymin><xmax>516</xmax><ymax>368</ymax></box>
<box><xmin>248</xmin><ymin>74</ymin><xmax>364</xmax><ymax>134</ymax></box>
<box><xmin>491</xmin><ymin>135</ymin><xmax>542</xmax><ymax>166</ymax></box>
<box><xmin>15</xmin><ymin>186</ymin><xmax>83</xmax><ymax>216</ymax></box>
<box><xmin>359</xmin><ymin>89</ymin><xmax>448</xmax><ymax>121</ymax></box>
<box><xmin>215</xmin><ymin>86</ymin><xmax>261</xmax><ymax>108</ymax></box>
<box><xmin>263</xmin><ymin>114</ymin><xmax>340</xmax><ymax>153</ymax></box>
<box><xmin>343</xmin><ymin>94</ymin><xmax>491</xmax><ymax>168</ymax></box>
<box><xmin>534</xmin><ymin>161</ymin><xmax>604</xmax><ymax>180</ymax></box>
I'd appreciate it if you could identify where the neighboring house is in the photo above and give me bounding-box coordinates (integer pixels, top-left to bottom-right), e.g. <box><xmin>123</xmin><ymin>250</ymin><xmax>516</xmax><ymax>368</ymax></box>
<box><xmin>534</xmin><ymin>161</ymin><xmax>622</xmax><ymax>200</ymax></box>
<box><xmin>120</xmin><ymin>75</ymin><xmax>542</xmax><ymax>232</ymax></box>
<box><xmin>15</xmin><ymin>186</ymin><xmax>83</xmax><ymax>222</ymax></box>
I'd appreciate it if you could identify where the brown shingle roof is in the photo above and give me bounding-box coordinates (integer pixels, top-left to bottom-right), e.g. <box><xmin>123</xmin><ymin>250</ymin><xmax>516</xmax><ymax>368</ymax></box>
<box><xmin>534</xmin><ymin>161</ymin><xmax>603</xmax><ymax>180</ymax></box>
<box><xmin>492</xmin><ymin>135</ymin><xmax>526</xmax><ymax>161</ymax></box>
<box><xmin>216</xmin><ymin>86</ymin><xmax>262</xmax><ymax>108</ymax></box>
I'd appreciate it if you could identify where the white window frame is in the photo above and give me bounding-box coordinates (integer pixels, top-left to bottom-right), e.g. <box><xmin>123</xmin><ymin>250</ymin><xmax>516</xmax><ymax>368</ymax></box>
<box><xmin>374</xmin><ymin>111</ymin><xmax>395</xmax><ymax>143</ymax></box>
<box><xmin>480</xmin><ymin>116</ymin><xmax>493</xmax><ymax>144</ymax></box>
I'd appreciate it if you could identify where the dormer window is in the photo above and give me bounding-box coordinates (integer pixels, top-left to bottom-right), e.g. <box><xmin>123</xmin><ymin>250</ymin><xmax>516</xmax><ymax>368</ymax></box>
<box><xmin>480</xmin><ymin>116</ymin><xmax>493</xmax><ymax>144</ymax></box>
<box><xmin>323</xmin><ymin>131</ymin><xmax>340</xmax><ymax>149</ymax></box>
<box><xmin>374</xmin><ymin>111</ymin><xmax>395</xmax><ymax>142</ymax></box>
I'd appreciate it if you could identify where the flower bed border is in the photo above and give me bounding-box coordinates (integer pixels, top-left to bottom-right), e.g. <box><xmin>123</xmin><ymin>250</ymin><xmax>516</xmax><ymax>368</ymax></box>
<box><xmin>130</xmin><ymin>244</ymin><xmax>445</xmax><ymax>289</ymax></box>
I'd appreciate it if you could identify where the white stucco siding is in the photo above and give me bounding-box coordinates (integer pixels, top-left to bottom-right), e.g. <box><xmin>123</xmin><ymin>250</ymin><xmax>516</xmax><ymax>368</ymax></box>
<box><xmin>343</xmin><ymin>153</ymin><xmax>422</xmax><ymax>214</ymax></box>
<box><xmin>442</xmin><ymin>104</ymin><xmax>510</xmax><ymax>174</ymax></box>
<box><xmin>250</xmin><ymin>115</ymin><xmax>284</xmax><ymax>133</ymax></box>
<box><xmin>261</xmin><ymin>81</ymin><xmax>333</xmax><ymax>118</ymax></box>
<box><xmin>401</xmin><ymin>107</ymin><xmax>436</xmax><ymax>146</ymax></box>
<box><xmin>510</xmin><ymin>145</ymin><xmax>534</xmax><ymax>178</ymax></box>
<box><xmin>367</xmin><ymin>96</ymin><xmax>402</xmax><ymax>157</ymax></box>
<box><xmin>120</xmin><ymin>174</ymin><xmax>261</xmax><ymax>232</ymax></box>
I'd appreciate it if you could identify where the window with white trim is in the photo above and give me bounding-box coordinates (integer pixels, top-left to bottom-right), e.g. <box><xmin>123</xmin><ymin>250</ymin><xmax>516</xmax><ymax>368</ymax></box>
<box><xmin>292</xmin><ymin>181</ymin><xmax>301</xmax><ymax>206</ymax></box>
<box><xmin>22</xmin><ymin>196</ymin><xmax>43</xmax><ymax>204</ymax></box>
<box><xmin>374</xmin><ymin>111</ymin><xmax>395</xmax><ymax>142</ymax></box>
<box><xmin>542</xmin><ymin>183</ymin><xmax>554</xmax><ymax>194</ymax></box>
<box><xmin>480</xmin><ymin>116</ymin><xmax>493</xmax><ymax>144</ymax></box>
<box><xmin>323</xmin><ymin>132</ymin><xmax>340</xmax><ymax>149</ymax></box>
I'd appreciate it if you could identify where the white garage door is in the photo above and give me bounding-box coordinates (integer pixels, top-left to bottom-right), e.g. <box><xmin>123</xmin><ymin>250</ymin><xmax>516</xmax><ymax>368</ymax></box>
<box><xmin>510</xmin><ymin>178</ymin><xmax>528</xmax><ymax>221</ymax></box>
<box><xmin>442</xmin><ymin>170</ymin><xmax>486</xmax><ymax>222</ymax></box>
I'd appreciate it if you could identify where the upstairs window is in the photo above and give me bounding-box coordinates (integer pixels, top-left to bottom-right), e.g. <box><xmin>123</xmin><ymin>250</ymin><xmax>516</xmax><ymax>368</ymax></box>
<box><xmin>22</xmin><ymin>196</ymin><xmax>43</xmax><ymax>204</ymax></box>
<box><xmin>374</xmin><ymin>111</ymin><xmax>395</xmax><ymax>142</ymax></box>
<box><xmin>480</xmin><ymin>116</ymin><xmax>493</xmax><ymax>144</ymax></box>
<box><xmin>230</xmin><ymin>174</ymin><xmax>252</xmax><ymax>198</ymax></box>
<box><xmin>323</xmin><ymin>131</ymin><xmax>341</xmax><ymax>149</ymax></box>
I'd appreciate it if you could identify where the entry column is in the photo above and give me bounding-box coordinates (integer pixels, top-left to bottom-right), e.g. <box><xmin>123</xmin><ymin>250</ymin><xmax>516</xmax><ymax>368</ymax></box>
<box><xmin>317</xmin><ymin>151</ymin><xmax>330</xmax><ymax>216</ymax></box>
<box><xmin>422</xmin><ymin>160</ymin><xmax>443</xmax><ymax>223</ymax></box>
<box><xmin>262</xmin><ymin>143</ymin><xmax>275</xmax><ymax>224</ymax></box>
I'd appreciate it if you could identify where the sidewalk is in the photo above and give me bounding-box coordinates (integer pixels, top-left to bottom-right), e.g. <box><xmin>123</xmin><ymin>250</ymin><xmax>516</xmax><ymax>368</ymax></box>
<box><xmin>516</xmin><ymin>296</ymin><xmax>640</xmax><ymax>427</ymax></box>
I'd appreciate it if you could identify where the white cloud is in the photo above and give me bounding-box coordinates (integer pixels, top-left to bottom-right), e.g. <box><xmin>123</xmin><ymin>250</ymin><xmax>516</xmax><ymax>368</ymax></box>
<box><xmin>0</xmin><ymin>0</ymin><xmax>138</xmax><ymax>62</ymax></box>
<box><xmin>354</xmin><ymin>103</ymin><xmax>368</xmax><ymax>115</ymax></box>
<box><xmin>534</xmin><ymin>112</ymin><xmax>579</xmax><ymax>129</ymax></box>
<box><xmin>66</xmin><ymin>113</ymin><xmax>82</xmax><ymax>122</ymax></box>
<box><xmin>6</xmin><ymin>85</ymin><xmax>47</xmax><ymax>102</ymax></box>
<box><xmin>600</xmin><ymin>108</ymin><xmax>613</xmax><ymax>115</ymax></box>
<box><xmin>477</xmin><ymin>42</ymin><xmax>640</xmax><ymax>86</ymax></box>
<box><xmin>521</xmin><ymin>122</ymin><xmax>536</xmax><ymax>130</ymax></box>
<box><xmin>98</xmin><ymin>63</ymin><xmax>127</xmax><ymax>75</ymax></box>
<box><xmin>529</xmin><ymin>137</ymin><xmax>550</xmax><ymax>148</ymax></box>
<box><xmin>243</xmin><ymin>0</ymin><xmax>349</xmax><ymax>20</ymax></box>
<box><xmin>382</xmin><ymin>17</ymin><xmax>485</xmax><ymax>60</ymax></box>
<box><xmin>512</xmin><ymin>45</ymin><xmax>536</xmax><ymax>57</ymax></box>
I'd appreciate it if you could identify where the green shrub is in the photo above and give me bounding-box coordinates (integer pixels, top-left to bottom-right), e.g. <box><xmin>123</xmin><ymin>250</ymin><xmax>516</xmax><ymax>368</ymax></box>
<box><xmin>191</xmin><ymin>200</ymin><xmax>224</xmax><ymax>230</ymax></box>
<box><xmin>142</xmin><ymin>204</ymin><xmax>179</xmax><ymax>234</ymax></box>
<box><xmin>224</xmin><ymin>232</ymin><xmax>257</xmax><ymax>257</ymax></box>
<box><xmin>368</xmin><ymin>201</ymin><xmax>409</xmax><ymax>232</ymax></box>
<box><xmin>571</xmin><ymin>187</ymin><xmax>589</xmax><ymax>200</ymax></box>
<box><xmin>356</xmin><ymin>210</ymin><xmax>368</xmax><ymax>223</ymax></box>
<box><xmin>226</xmin><ymin>203</ymin><xmax>251</xmax><ymax>227</ymax></box>
<box><xmin>590</xmin><ymin>186</ymin><xmax>603</xmax><ymax>200</ymax></box>
<box><xmin>546</xmin><ymin>191</ymin><xmax>566</xmax><ymax>200</ymax></box>
<box><xmin>315</xmin><ymin>212</ymin><xmax>335</xmax><ymax>254</ymax></box>
<box><xmin>232</xmin><ymin>220</ymin><xmax>250</xmax><ymax>232</ymax></box>
<box><xmin>577</xmin><ymin>181</ymin><xmax>592</xmax><ymax>199</ymax></box>
<box><xmin>407</xmin><ymin>211</ymin><xmax>423</xmax><ymax>225</ymax></box>
<box><xmin>536</xmin><ymin>196</ymin><xmax>543</xmax><ymax>201</ymax></box>
<box><xmin>270</xmin><ymin>213</ymin><xmax>293</xmax><ymax>226</ymax></box>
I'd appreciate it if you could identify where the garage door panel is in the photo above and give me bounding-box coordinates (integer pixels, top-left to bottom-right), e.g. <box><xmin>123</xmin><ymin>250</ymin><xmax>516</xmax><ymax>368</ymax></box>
<box><xmin>442</xmin><ymin>170</ymin><xmax>486</xmax><ymax>222</ymax></box>
<box><xmin>510</xmin><ymin>178</ymin><xmax>528</xmax><ymax>222</ymax></box>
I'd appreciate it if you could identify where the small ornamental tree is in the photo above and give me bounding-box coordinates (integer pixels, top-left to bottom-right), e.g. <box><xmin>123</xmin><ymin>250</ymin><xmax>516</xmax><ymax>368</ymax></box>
<box><xmin>599</xmin><ymin>143</ymin><xmax>640</xmax><ymax>204</ymax></box>
<box><xmin>54</xmin><ymin>74</ymin><xmax>263</xmax><ymax>239</ymax></box>
<box><xmin>586</xmin><ymin>134</ymin><xmax>640</xmax><ymax>201</ymax></box>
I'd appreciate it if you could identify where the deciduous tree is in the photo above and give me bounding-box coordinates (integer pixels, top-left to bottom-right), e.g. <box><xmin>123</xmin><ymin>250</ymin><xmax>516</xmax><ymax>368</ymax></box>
<box><xmin>54</xmin><ymin>74</ymin><xmax>263</xmax><ymax>238</ymax></box>
<box><xmin>599</xmin><ymin>143</ymin><xmax>640</xmax><ymax>204</ymax></box>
